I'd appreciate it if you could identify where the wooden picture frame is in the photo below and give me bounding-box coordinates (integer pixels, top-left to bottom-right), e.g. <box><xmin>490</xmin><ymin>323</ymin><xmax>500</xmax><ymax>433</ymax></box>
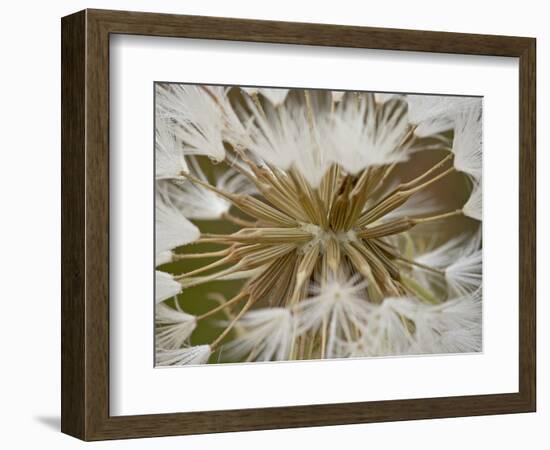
<box><xmin>61</xmin><ymin>9</ymin><xmax>536</xmax><ymax>441</ymax></box>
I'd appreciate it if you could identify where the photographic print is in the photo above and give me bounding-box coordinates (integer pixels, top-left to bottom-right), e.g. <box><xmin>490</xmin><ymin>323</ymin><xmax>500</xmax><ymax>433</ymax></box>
<box><xmin>154</xmin><ymin>84</ymin><xmax>482</xmax><ymax>366</ymax></box>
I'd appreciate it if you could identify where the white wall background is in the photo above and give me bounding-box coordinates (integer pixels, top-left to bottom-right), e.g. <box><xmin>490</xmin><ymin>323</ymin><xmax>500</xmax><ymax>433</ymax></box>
<box><xmin>0</xmin><ymin>1</ymin><xmax>546</xmax><ymax>448</ymax></box>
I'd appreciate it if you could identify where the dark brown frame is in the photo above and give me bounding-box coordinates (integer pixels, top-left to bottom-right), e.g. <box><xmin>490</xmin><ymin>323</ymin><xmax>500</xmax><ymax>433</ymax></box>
<box><xmin>61</xmin><ymin>8</ymin><xmax>536</xmax><ymax>441</ymax></box>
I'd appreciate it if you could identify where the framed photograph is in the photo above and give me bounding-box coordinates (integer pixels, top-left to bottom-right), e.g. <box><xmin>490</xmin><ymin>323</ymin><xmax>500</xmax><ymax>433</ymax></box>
<box><xmin>61</xmin><ymin>9</ymin><xmax>536</xmax><ymax>441</ymax></box>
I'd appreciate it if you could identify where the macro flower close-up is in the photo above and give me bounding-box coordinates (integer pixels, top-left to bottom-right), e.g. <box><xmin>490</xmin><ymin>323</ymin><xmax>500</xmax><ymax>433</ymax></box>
<box><xmin>154</xmin><ymin>84</ymin><xmax>482</xmax><ymax>366</ymax></box>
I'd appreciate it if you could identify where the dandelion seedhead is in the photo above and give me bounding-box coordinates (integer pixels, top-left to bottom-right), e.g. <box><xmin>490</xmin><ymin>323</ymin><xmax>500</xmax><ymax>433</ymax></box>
<box><xmin>154</xmin><ymin>86</ymin><xmax>482</xmax><ymax>365</ymax></box>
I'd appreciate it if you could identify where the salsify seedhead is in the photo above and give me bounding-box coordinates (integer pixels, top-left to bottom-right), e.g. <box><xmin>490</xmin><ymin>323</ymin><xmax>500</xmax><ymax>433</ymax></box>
<box><xmin>154</xmin><ymin>85</ymin><xmax>482</xmax><ymax>365</ymax></box>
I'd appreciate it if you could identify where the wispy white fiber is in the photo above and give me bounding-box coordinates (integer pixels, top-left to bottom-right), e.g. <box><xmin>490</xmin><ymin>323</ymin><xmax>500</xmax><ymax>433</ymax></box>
<box><xmin>155</xmin><ymin>270</ymin><xmax>182</xmax><ymax>304</ymax></box>
<box><xmin>156</xmin><ymin>345</ymin><xmax>211</xmax><ymax>366</ymax></box>
<box><xmin>155</xmin><ymin>250</ymin><xmax>173</xmax><ymax>267</ymax></box>
<box><xmin>445</xmin><ymin>247</ymin><xmax>482</xmax><ymax>297</ymax></box>
<box><xmin>406</xmin><ymin>94</ymin><xmax>480</xmax><ymax>137</ymax></box>
<box><xmin>452</xmin><ymin>103</ymin><xmax>482</xmax><ymax>179</ymax></box>
<box><xmin>345</xmin><ymin>291</ymin><xmax>482</xmax><ymax>357</ymax></box>
<box><xmin>294</xmin><ymin>274</ymin><xmax>373</xmax><ymax>357</ymax></box>
<box><xmin>155</xmin><ymin>118</ymin><xmax>188</xmax><ymax>180</ymax></box>
<box><xmin>156</xmin><ymin>84</ymin><xmax>245</xmax><ymax>162</ymax></box>
<box><xmin>242</xmin><ymin>91</ymin><xmax>411</xmax><ymax>187</ymax></box>
<box><xmin>159</xmin><ymin>161</ymin><xmax>254</xmax><ymax>221</ymax></box>
<box><xmin>414</xmin><ymin>230</ymin><xmax>482</xmax><ymax>297</ymax></box>
<box><xmin>156</xmin><ymin>302</ymin><xmax>197</xmax><ymax>349</ymax></box>
<box><xmin>155</xmin><ymin>188</ymin><xmax>200</xmax><ymax>254</ymax></box>
<box><xmin>463</xmin><ymin>180</ymin><xmax>482</xmax><ymax>221</ymax></box>
<box><xmin>222</xmin><ymin>308</ymin><xmax>296</xmax><ymax>362</ymax></box>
